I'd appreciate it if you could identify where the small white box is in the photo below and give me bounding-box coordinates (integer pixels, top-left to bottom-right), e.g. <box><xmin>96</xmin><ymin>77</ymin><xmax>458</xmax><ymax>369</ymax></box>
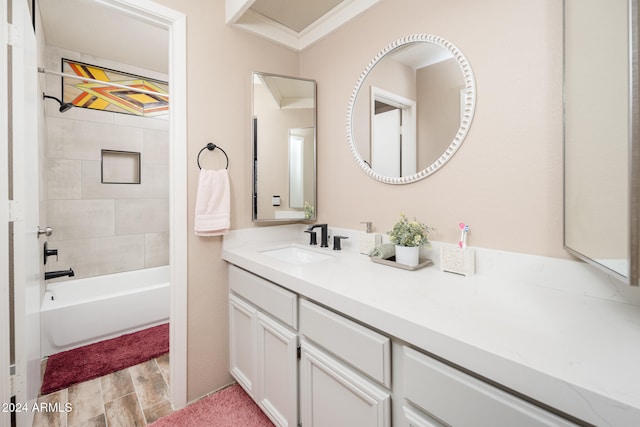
<box><xmin>440</xmin><ymin>245</ymin><xmax>475</xmax><ymax>276</ymax></box>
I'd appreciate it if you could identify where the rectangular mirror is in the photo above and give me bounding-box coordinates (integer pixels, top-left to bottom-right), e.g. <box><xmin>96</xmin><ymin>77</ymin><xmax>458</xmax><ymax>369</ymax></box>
<box><xmin>252</xmin><ymin>72</ymin><xmax>317</xmax><ymax>222</ymax></box>
<box><xmin>564</xmin><ymin>0</ymin><xmax>640</xmax><ymax>285</ymax></box>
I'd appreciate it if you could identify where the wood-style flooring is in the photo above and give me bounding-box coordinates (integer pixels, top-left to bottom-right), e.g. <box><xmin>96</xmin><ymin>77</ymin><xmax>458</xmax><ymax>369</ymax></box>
<box><xmin>33</xmin><ymin>354</ymin><xmax>172</xmax><ymax>427</ymax></box>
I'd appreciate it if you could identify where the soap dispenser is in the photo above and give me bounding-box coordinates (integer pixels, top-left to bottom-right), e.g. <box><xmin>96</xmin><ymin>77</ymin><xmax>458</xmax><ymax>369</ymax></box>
<box><xmin>359</xmin><ymin>221</ymin><xmax>381</xmax><ymax>255</ymax></box>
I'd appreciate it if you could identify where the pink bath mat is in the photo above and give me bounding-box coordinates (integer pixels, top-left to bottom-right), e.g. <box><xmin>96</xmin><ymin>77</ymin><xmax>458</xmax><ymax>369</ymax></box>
<box><xmin>149</xmin><ymin>384</ymin><xmax>274</xmax><ymax>427</ymax></box>
<box><xmin>40</xmin><ymin>323</ymin><xmax>169</xmax><ymax>395</ymax></box>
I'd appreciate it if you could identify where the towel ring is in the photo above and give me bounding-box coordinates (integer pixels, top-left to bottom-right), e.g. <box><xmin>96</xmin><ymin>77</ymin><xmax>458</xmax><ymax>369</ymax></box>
<box><xmin>197</xmin><ymin>143</ymin><xmax>229</xmax><ymax>170</ymax></box>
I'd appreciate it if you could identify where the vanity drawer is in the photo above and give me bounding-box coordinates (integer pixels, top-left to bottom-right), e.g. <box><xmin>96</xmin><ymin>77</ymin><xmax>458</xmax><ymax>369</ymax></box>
<box><xmin>299</xmin><ymin>299</ymin><xmax>391</xmax><ymax>387</ymax></box>
<box><xmin>403</xmin><ymin>346</ymin><xmax>578</xmax><ymax>427</ymax></box>
<box><xmin>229</xmin><ymin>265</ymin><xmax>297</xmax><ymax>329</ymax></box>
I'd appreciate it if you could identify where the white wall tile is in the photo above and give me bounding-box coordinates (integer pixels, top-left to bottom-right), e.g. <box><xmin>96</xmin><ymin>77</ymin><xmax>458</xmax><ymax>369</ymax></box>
<box><xmin>47</xmin><ymin>117</ymin><xmax>143</xmax><ymax>160</ymax></box>
<box><xmin>115</xmin><ymin>199</ymin><xmax>169</xmax><ymax>234</ymax></box>
<box><xmin>81</xmin><ymin>161</ymin><xmax>168</xmax><ymax>199</ymax></box>
<box><xmin>143</xmin><ymin>128</ymin><xmax>169</xmax><ymax>164</ymax></box>
<box><xmin>45</xmin><ymin>235</ymin><xmax>145</xmax><ymax>280</ymax></box>
<box><xmin>47</xmin><ymin>158</ymin><xmax>82</xmax><ymax>200</ymax></box>
<box><xmin>48</xmin><ymin>199</ymin><xmax>114</xmax><ymax>241</ymax></box>
<box><xmin>145</xmin><ymin>232</ymin><xmax>169</xmax><ymax>267</ymax></box>
<box><xmin>141</xmin><ymin>164</ymin><xmax>170</xmax><ymax>198</ymax></box>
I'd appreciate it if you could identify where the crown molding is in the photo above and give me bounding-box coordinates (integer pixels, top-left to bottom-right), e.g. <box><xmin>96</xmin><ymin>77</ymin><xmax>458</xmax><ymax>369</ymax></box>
<box><xmin>227</xmin><ymin>0</ymin><xmax>382</xmax><ymax>51</ymax></box>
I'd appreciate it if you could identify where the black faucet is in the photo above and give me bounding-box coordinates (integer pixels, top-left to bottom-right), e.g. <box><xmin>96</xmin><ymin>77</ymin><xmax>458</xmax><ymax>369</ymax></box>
<box><xmin>304</xmin><ymin>229</ymin><xmax>318</xmax><ymax>245</ymax></box>
<box><xmin>307</xmin><ymin>224</ymin><xmax>329</xmax><ymax>247</ymax></box>
<box><xmin>45</xmin><ymin>269</ymin><xmax>74</xmax><ymax>280</ymax></box>
<box><xmin>333</xmin><ymin>235</ymin><xmax>349</xmax><ymax>251</ymax></box>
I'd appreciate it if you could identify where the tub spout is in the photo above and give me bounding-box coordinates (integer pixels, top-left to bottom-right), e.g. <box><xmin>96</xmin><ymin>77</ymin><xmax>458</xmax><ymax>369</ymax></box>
<box><xmin>45</xmin><ymin>269</ymin><xmax>74</xmax><ymax>280</ymax></box>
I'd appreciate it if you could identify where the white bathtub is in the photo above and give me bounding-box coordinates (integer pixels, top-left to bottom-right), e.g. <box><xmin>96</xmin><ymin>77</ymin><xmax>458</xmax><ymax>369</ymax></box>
<box><xmin>41</xmin><ymin>266</ymin><xmax>170</xmax><ymax>357</ymax></box>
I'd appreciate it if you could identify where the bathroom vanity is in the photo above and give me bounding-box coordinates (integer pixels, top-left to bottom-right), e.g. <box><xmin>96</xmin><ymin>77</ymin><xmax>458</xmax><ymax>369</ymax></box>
<box><xmin>223</xmin><ymin>225</ymin><xmax>640</xmax><ymax>427</ymax></box>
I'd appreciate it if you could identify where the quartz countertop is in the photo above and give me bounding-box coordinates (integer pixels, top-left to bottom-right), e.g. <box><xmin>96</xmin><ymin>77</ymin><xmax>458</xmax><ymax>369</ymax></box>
<box><xmin>222</xmin><ymin>225</ymin><xmax>640</xmax><ymax>427</ymax></box>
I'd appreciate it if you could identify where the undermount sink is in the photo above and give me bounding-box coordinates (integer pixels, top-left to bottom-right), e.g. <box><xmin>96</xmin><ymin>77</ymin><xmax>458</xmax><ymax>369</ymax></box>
<box><xmin>260</xmin><ymin>245</ymin><xmax>333</xmax><ymax>264</ymax></box>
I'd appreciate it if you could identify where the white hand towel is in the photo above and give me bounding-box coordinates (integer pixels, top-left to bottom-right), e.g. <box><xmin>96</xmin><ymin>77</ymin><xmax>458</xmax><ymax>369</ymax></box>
<box><xmin>194</xmin><ymin>168</ymin><xmax>230</xmax><ymax>236</ymax></box>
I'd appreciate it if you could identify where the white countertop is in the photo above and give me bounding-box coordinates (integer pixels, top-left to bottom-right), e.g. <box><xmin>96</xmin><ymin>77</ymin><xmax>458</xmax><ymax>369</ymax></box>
<box><xmin>222</xmin><ymin>225</ymin><xmax>640</xmax><ymax>427</ymax></box>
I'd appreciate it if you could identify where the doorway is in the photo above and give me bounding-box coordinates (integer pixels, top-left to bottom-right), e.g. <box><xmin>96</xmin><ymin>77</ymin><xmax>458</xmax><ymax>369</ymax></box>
<box><xmin>370</xmin><ymin>86</ymin><xmax>417</xmax><ymax>177</ymax></box>
<box><xmin>39</xmin><ymin>0</ymin><xmax>188</xmax><ymax>411</ymax></box>
<box><xmin>1</xmin><ymin>2</ymin><xmax>187</xmax><ymax>425</ymax></box>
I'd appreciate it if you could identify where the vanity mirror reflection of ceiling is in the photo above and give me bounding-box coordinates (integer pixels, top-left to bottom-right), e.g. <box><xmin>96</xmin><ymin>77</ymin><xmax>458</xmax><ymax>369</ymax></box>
<box><xmin>227</xmin><ymin>0</ymin><xmax>383</xmax><ymax>51</ymax></box>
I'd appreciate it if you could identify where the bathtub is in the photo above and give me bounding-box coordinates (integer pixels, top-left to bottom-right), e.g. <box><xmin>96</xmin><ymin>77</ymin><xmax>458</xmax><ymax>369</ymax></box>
<box><xmin>41</xmin><ymin>266</ymin><xmax>170</xmax><ymax>357</ymax></box>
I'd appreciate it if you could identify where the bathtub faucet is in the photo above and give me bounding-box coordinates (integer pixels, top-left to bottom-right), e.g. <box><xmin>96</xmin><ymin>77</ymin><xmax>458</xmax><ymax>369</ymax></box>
<box><xmin>45</xmin><ymin>268</ymin><xmax>75</xmax><ymax>280</ymax></box>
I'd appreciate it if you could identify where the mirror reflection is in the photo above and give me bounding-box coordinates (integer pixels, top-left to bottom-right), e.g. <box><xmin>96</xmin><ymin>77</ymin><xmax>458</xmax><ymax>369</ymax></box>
<box><xmin>347</xmin><ymin>35</ymin><xmax>476</xmax><ymax>184</ymax></box>
<box><xmin>252</xmin><ymin>72</ymin><xmax>317</xmax><ymax>222</ymax></box>
<box><xmin>564</xmin><ymin>0</ymin><xmax>633</xmax><ymax>283</ymax></box>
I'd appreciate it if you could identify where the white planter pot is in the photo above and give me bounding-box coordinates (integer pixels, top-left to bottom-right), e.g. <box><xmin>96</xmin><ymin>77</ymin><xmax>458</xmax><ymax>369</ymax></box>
<box><xmin>395</xmin><ymin>245</ymin><xmax>419</xmax><ymax>267</ymax></box>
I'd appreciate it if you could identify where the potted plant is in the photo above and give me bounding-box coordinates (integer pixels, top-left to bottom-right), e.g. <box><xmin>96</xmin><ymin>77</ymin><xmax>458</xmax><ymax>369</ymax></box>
<box><xmin>304</xmin><ymin>201</ymin><xmax>314</xmax><ymax>219</ymax></box>
<box><xmin>387</xmin><ymin>213</ymin><xmax>434</xmax><ymax>266</ymax></box>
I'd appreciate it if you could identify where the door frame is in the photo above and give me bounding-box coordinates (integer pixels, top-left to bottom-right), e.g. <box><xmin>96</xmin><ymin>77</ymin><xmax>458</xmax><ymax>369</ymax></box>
<box><xmin>1</xmin><ymin>1</ymin><xmax>11</xmax><ymax>426</ymax></box>
<box><xmin>68</xmin><ymin>0</ymin><xmax>189</xmax><ymax>409</ymax></box>
<box><xmin>12</xmin><ymin>0</ymin><xmax>40</xmax><ymax>423</ymax></box>
<box><xmin>0</xmin><ymin>1</ymin><xmax>42</xmax><ymax>424</ymax></box>
<box><xmin>1</xmin><ymin>1</ymin><xmax>42</xmax><ymax>424</ymax></box>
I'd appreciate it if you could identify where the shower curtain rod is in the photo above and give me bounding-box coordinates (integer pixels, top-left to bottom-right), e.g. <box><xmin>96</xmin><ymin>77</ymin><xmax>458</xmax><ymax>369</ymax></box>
<box><xmin>37</xmin><ymin>67</ymin><xmax>169</xmax><ymax>98</ymax></box>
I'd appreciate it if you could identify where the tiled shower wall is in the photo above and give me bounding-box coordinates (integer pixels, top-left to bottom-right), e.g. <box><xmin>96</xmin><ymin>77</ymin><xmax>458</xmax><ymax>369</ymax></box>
<box><xmin>44</xmin><ymin>47</ymin><xmax>169</xmax><ymax>281</ymax></box>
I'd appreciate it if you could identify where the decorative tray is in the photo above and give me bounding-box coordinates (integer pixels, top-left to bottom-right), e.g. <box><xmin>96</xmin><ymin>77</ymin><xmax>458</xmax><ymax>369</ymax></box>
<box><xmin>371</xmin><ymin>256</ymin><xmax>433</xmax><ymax>271</ymax></box>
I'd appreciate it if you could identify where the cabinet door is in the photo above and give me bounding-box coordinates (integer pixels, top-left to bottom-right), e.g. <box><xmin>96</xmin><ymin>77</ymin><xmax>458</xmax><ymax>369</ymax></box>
<box><xmin>402</xmin><ymin>404</ymin><xmax>448</xmax><ymax>427</ymax></box>
<box><xmin>403</xmin><ymin>346</ymin><xmax>577</xmax><ymax>426</ymax></box>
<box><xmin>257</xmin><ymin>312</ymin><xmax>298</xmax><ymax>427</ymax></box>
<box><xmin>229</xmin><ymin>293</ymin><xmax>258</xmax><ymax>397</ymax></box>
<box><xmin>300</xmin><ymin>339</ymin><xmax>390</xmax><ymax>427</ymax></box>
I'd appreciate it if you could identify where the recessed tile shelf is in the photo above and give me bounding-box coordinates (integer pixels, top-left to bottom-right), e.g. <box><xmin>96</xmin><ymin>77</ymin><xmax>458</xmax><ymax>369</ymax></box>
<box><xmin>101</xmin><ymin>150</ymin><xmax>141</xmax><ymax>184</ymax></box>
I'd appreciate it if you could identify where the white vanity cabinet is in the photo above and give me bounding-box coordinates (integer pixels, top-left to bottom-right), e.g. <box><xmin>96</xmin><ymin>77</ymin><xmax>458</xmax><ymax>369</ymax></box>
<box><xmin>229</xmin><ymin>293</ymin><xmax>258</xmax><ymax>395</ymax></box>
<box><xmin>228</xmin><ymin>265</ymin><xmax>298</xmax><ymax>427</ymax></box>
<box><xmin>400</xmin><ymin>346</ymin><xmax>578</xmax><ymax>427</ymax></box>
<box><xmin>224</xmin><ymin>250</ymin><xmax>589</xmax><ymax>427</ymax></box>
<box><xmin>299</xmin><ymin>299</ymin><xmax>391</xmax><ymax>427</ymax></box>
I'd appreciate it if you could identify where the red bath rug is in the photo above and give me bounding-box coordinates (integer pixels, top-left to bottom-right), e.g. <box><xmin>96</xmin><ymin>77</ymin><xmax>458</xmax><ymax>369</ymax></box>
<box><xmin>40</xmin><ymin>323</ymin><xmax>169</xmax><ymax>395</ymax></box>
<box><xmin>149</xmin><ymin>384</ymin><xmax>274</xmax><ymax>427</ymax></box>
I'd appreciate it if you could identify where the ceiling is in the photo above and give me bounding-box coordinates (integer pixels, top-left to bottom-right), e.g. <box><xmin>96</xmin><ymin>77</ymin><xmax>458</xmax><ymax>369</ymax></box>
<box><xmin>37</xmin><ymin>0</ymin><xmax>381</xmax><ymax>74</ymax></box>
<box><xmin>38</xmin><ymin>0</ymin><xmax>169</xmax><ymax>73</ymax></box>
<box><xmin>255</xmin><ymin>73</ymin><xmax>315</xmax><ymax>109</ymax></box>
<box><xmin>392</xmin><ymin>43</ymin><xmax>454</xmax><ymax>70</ymax></box>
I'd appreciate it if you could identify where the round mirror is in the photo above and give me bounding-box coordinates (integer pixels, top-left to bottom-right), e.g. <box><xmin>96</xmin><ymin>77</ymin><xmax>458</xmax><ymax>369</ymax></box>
<box><xmin>347</xmin><ymin>34</ymin><xmax>476</xmax><ymax>184</ymax></box>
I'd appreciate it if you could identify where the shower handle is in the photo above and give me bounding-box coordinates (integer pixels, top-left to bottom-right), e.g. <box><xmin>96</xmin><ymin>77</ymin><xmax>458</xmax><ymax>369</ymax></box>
<box><xmin>44</xmin><ymin>242</ymin><xmax>58</xmax><ymax>265</ymax></box>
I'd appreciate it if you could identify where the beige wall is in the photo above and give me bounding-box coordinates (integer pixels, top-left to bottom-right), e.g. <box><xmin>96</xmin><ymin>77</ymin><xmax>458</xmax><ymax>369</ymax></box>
<box><xmin>418</xmin><ymin>58</ymin><xmax>465</xmax><ymax>167</ymax></box>
<box><xmin>152</xmin><ymin>0</ymin><xmax>562</xmax><ymax>401</ymax></box>
<box><xmin>152</xmin><ymin>0</ymin><xmax>300</xmax><ymax>401</ymax></box>
<box><xmin>301</xmin><ymin>0</ymin><xmax>563</xmax><ymax>255</ymax></box>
